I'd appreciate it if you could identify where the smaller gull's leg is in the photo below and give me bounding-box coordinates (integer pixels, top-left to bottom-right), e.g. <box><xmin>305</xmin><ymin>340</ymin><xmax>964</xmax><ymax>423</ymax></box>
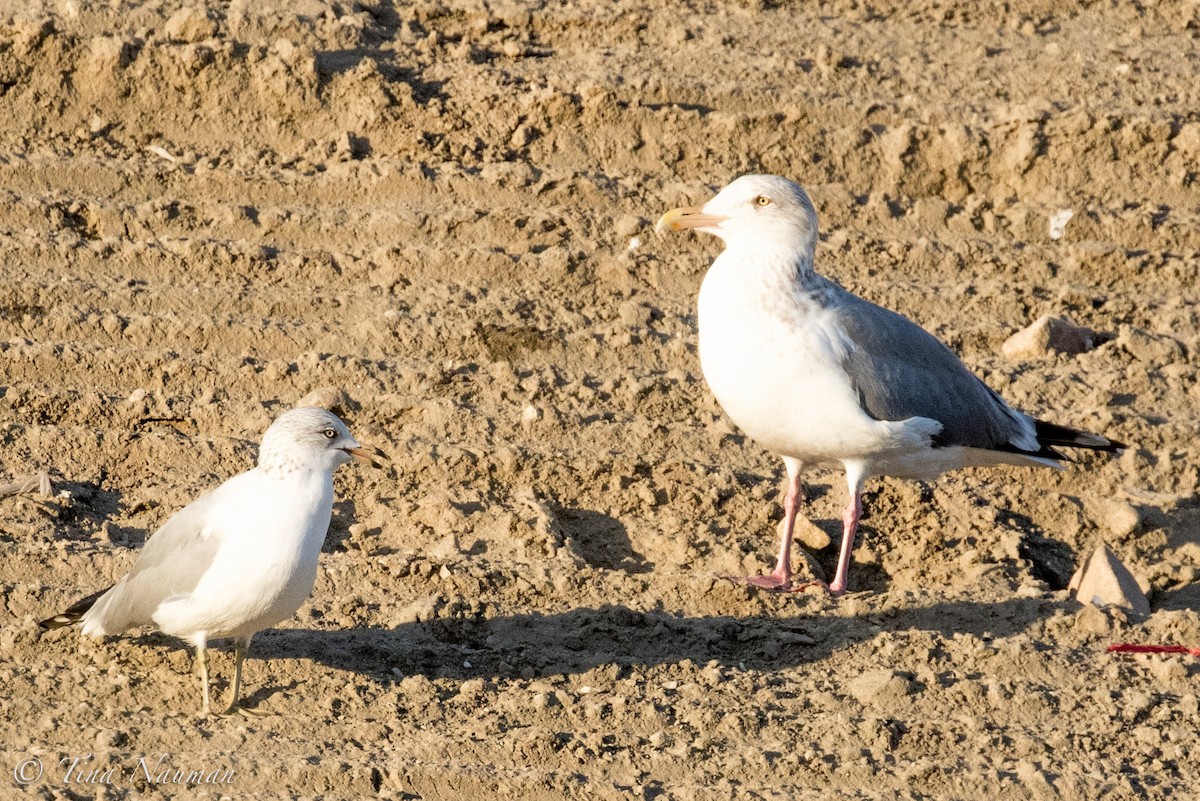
<box><xmin>196</xmin><ymin>639</ymin><xmax>211</xmax><ymax>715</ymax></box>
<box><xmin>224</xmin><ymin>637</ymin><xmax>247</xmax><ymax>714</ymax></box>
<box><xmin>225</xmin><ymin>636</ymin><xmax>268</xmax><ymax>717</ymax></box>
<box><xmin>224</xmin><ymin>637</ymin><xmax>252</xmax><ymax>714</ymax></box>
<box><xmin>728</xmin><ymin>457</ymin><xmax>803</xmax><ymax>591</ymax></box>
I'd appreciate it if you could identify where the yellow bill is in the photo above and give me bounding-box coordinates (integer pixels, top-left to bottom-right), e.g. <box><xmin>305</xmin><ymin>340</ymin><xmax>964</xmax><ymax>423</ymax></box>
<box><xmin>655</xmin><ymin>206</ymin><xmax>727</xmax><ymax>235</ymax></box>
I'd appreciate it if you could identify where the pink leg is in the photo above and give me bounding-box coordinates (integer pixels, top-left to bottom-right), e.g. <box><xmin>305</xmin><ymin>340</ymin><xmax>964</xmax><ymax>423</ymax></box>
<box><xmin>727</xmin><ymin>470</ymin><xmax>803</xmax><ymax>591</ymax></box>
<box><xmin>827</xmin><ymin>490</ymin><xmax>861</xmax><ymax>596</ymax></box>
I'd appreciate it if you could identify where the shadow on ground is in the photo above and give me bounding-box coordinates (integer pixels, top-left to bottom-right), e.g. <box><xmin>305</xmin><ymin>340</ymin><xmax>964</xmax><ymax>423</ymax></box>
<box><xmin>245</xmin><ymin>596</ymin><xmax>1069</xmax><ymax>691</ymax></box>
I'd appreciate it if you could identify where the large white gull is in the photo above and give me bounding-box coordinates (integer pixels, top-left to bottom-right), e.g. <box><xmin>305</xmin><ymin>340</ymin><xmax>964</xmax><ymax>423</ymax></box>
<box><xmin>657</xmin><ymin>174</ymin><xmax>1124</xmax><ymax>595</ymax></box>
<box><xmin>41</xmin><ymin>407</ymin><xmax>380</xmax><ymax>714</ymax></box>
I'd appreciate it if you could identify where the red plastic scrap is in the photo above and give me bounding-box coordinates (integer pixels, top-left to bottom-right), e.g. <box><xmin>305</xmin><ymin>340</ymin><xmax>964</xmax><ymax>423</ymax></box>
<box><xmin>1107</xmin><ymin>644</ymin><xmax>1200</xmax><ymax>657</ymax></box>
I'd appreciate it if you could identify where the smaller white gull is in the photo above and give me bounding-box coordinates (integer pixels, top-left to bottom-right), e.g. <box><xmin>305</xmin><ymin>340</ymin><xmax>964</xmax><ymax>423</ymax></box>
<box><xmin>41</xmin><ymin>407</ymin><xmax>380</xmax><ymax>714</ymax></box>
<box><xmin>657</xmin><ymin>174</ymin><xmax>1124</xmax><ymax>595</ymax></box>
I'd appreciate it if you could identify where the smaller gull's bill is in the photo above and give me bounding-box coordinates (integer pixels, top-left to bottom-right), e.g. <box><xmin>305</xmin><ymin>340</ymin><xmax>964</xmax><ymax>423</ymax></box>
<box><xmin>41</xmin><ymin>407</ymin><xmax>381</xmax><ymax>714</ymax></box>
<box><xmin>657</xmin><ymin>174</ymin><xmax>1124</xmax><ymax>596</ymax></box>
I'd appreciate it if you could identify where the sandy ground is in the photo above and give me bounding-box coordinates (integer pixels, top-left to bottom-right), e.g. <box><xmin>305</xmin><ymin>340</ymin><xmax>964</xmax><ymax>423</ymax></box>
<box><xmin>2</xmin><ymin>1</ymin><xmax>1199</xmax><ymax>798</ymax></box>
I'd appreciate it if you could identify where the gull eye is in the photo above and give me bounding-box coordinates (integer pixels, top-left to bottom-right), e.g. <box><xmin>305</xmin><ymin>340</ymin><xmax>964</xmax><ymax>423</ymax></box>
<box><xmin>754</xmin><ymin>195</ymin><xmax>772</xmax><ymax>207</ymax></box>
<box><xmin>322</xmin><ymin>428</ymin><xmax>336</xmax><ymax>439</ymax></box>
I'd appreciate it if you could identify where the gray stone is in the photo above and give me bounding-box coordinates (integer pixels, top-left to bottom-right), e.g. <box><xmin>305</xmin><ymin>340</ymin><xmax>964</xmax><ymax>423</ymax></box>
<box><xmin>1068</xmin><ymin>543</ymin><xmax>1150</xmax><ymax>619</ymax></box>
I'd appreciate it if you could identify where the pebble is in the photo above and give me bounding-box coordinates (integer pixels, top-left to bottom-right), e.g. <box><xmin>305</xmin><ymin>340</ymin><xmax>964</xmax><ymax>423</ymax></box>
<box><xmin>521</xmin><ymin>404</ymin><xmax>543</xmax><ymax>428</ymax></box>
<box><xmin>614</xmin><ymin>214</ymin><xmax>645</xmax><ymax>238</ymax></box>
<box><xmin>1151</xmin><ymin>658</ymin><xmax>1188</xmax><ymax>682</ymax></box>
<box><xmin>1091</xmin><ymin>498</ymin><xmax>1141</xmax><ymax>538</ymax></box>
<box><xmin>1047</xmin><ymin>208</ymin><xmax>1074</xmax><ymax>239</ymax></box>
<box><xmin>95</xmin><ymin>728</ymin><xmax>127</xmax><ymax>749</ymax></box>
<box><xmin>296</xmin><ymin>386</ymin><xmax>353</xmax><ymax>414</ymax></box>
<box><xmin>1116</xmin><ymin>325</ymin><xmax>1184</xmax><ymax>365</ymax></box>
<box><xmin>617</xmin><ymin>300</ymin><xmax>653</xmax><ymax>327</ymax></box>
<box><xmin>1072</xmin><ymin>602</ymin><xmax>1114</xmax><ymax>635</ymax></box>
<box><xmin>88</xmin><ymin>35</ymin><xmax>131</xmax><ymax>73</ymax></box>
<box><xmin>779</xmin><ymin>515</ymin><xmax>832</xmax><ymax>551</ymax></box>
<box><xmin>163</xmin><ymin>7</ymin><xmax>217</xmax><ymax>42</ymax></box>
<box><xmin>429</xmin><ymin>532</ymin><xmax>463</xmax><ymax>560</ymax></box>
<box><xmin>1001</xmin><ymin>315</ymin><xmax>1098</xmax><ymax>359</ymax></box>
<box><xmin>846</xmin><ymin>669</ymin><xmax>915</xmax><ymax>705</ymax></box>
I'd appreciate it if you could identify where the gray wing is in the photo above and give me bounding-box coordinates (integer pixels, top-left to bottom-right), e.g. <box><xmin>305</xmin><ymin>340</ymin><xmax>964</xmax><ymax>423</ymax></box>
<box><xmin>84</xmin><ymin>488</ymin><xmax>224</xmax><ymax>634</ymax></box>
<box><xmin>832</xmin><ymin>293</ymin><xmax>1035</xmax><ymax>452</ymax></box>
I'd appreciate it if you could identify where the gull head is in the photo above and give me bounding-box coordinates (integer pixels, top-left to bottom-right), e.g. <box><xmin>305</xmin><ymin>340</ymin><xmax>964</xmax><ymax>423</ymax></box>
<box><xmin>656</xmin><ymin>174</ymin><xmax>819</xmax><ymax>262</ymax></box>
<box><xmin>257</xmin><ymin>407</ymin><xmax>375</xmax><ymax>473</ymax></box>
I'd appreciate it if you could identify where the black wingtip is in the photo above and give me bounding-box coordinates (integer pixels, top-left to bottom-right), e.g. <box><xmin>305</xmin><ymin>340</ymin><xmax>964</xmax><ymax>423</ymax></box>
<box><xmin>38</xmin><ymin>587</ymin><xmax>110</xmax><ymax>631</ymax></box>
<box><xmin>1034</xmin><ymin>420</ymin><xmax>1126</xmax><ymax>454</ymax></box>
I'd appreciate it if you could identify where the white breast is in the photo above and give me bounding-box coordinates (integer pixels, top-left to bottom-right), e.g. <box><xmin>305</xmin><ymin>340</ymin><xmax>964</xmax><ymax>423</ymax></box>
<box><xmin>152</xmin><ymin>468</ymin><xmax>333</xmax><ymax>640</ymax></box>
<box><xmin>697</xmin><ymin>254</ymin><xmax>915</xmax><ymax>465</ymax></box>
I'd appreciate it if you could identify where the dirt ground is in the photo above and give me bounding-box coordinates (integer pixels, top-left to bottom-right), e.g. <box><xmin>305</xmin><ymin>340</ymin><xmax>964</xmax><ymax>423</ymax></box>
<box><xmin>2</xmin><ymin>0</ymin><xmax>1199</xmax><ymax>798</ymax></box>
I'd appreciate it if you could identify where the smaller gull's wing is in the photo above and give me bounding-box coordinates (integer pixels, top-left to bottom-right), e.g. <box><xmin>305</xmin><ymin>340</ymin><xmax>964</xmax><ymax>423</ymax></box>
<box><xmin>80</xmin><ymin>486</ymin><xmax>227</xmax><ymax>635</ymax></box>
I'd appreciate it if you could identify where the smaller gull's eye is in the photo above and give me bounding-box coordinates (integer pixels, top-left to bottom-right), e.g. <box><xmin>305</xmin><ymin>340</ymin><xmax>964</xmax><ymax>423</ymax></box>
<box><xmin>322</xmin><ymin>428</ymin><xmax>336</xmax><ymax>439</ymax></box>
<box><xmin>755</xmin><ymin>195</ymin><xmax>772</xmax><ymax>207</ymax></box>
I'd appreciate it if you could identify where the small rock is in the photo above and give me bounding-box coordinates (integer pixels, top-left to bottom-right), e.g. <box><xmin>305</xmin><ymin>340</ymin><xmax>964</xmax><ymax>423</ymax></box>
<box><xmin>334</xmin><ymin>131</ymin><xmax>367</xmax><ymax>161</ymax></box>
<box><xmin>1132</xmin><ymin>725</ymin><xmax>1162</xmax><ymax>747</ymax></box>
<box><xmin>1015</xmin><ymin>759</ymin><xmax>1056</xmax><ymax>795</ymax></box>
<box><xmin>1047</xmin><ymin>208</ymin><xmax>1074</xmax><ymax>240</ymax></box>
<box><xmin>95</xmin><ymin>728</ymin><xmax>127</xmax><ymax>750</ymax></box>
<box><xmin>334</xmin><ymin>131</ymin><xmax>355</xmax><ymax>161</ymax></box>
<box><xmin>1068</xmin><ymin>543</ymin><xmax>1150</xmax><ymax>619</ymax></box>
<box><xmin>617</xmin><ymin>300</ymin><xmax>652</xmax><ymax>327</ymax></box>
<box><xmin>1116</xmin><ymin>325</ymin><xmax>1184</xmax><ymax>365</ymax></box>
<box><xmin>510</xmin><ymin>124</ymin><xmax>537</xmax><ymax>149</ymax></box>
<box><xmin>614</xmin><ymin>214</ymin><xmax>645</xmax><ymax>238</ymax></box>
<box><xmin>429</xmin><ymin>531</ymin><xmax>463</xmax><ymax>561</ymax></box>
<box><xmin>778</xmin><ymin>515</ymin><xmax>831</xmax><ymax>551</ymax></box>
<box><xmin>398</xmin><ymin>674</ymin><xmax>434</xmax><ymax>697</ymax></box>
<box><xmin>274</xmin><ymin>38</ymin><xmax>299</xmax><ymax>63</ymax></box>
<box><xmin>1072</xmin><ymin>602</ymin><xmax>1113</xmax><ymax>635</ymax></box>
<box><xmin>1001</xmin><ymin>315</ymin><xmax>1098</xmax><ymax>359</ymax></box>
<box><xmin>163</xmin><ymin>7</ymin><xmax>217</xmax><ymax>42</ymax></box>
<box><xmin>88</xmin><ymin>35</ymin><xmax>132</xmax><ymax>73</ymax></box>
<box><xmin>521</xmin><ymin>404</ymin><xmax>543</xmax><ymax>428</ymax></box>
<box><xmin>501</xmin><ymin>40</ymin><xmax>528</xmax><ymax>58</ymax></box>
<box><xmin>100</xmin><ymin>313</ymin><xmax>124</xmax><ymax>335</ymax></box>
<box><xmin>1085</xmin><ymin>498</ymin><xmax>1141</xmax><ymax>538</ymax></box>
<box><xmin>846</xmin><ymin>669</ymin><xmax>915</xmax><ymax>705</ymax></box>
<box><xmin>1151</xmin><ymin>657</ymin><xmax>1188</xmax><ymax>682</ymax></box>
<box><xmin>296</xmin><ymin>386</ymin><xmax>352</xmax><ymax>414</ymax></box>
